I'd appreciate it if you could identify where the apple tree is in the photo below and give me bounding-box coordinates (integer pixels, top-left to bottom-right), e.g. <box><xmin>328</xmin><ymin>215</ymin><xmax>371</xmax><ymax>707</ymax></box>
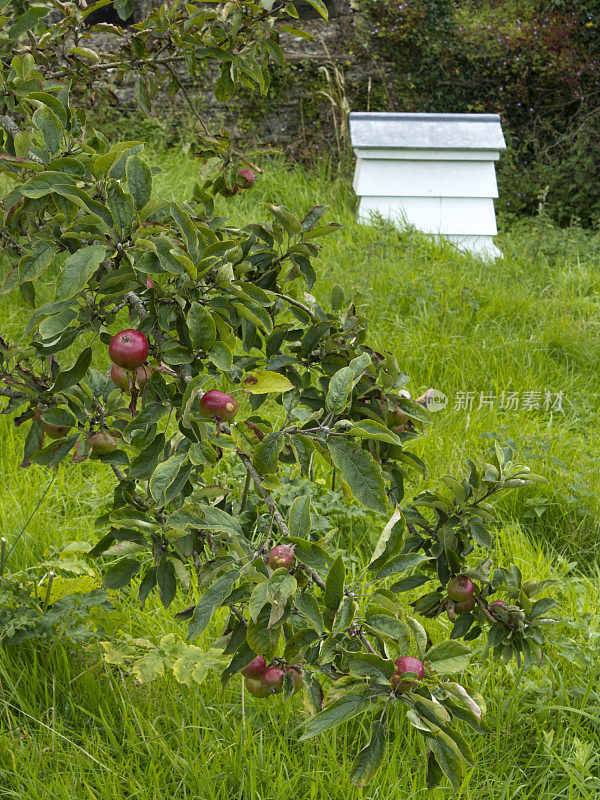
<box><xmin>0</xmin><ymin>0</ymin><xmax>557</xmax><ymax>789</ymax></box>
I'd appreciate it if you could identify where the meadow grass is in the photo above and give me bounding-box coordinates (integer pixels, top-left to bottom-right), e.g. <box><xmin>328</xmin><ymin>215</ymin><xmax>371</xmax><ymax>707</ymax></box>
<box><xmin>1</xmin><ymin>153</ymin><xmax>599</xmax><ymax>798</ymax></box>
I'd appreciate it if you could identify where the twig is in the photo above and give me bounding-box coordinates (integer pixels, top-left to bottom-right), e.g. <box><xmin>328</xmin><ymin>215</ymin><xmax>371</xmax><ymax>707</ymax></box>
<box><xmin>356</xmin><ymin>628</ymin><xmax>377</xmax><ymax>655</ymax></box>
<box><xmin>236</xmin><ymin>450</ymin><xmax>326</xmax><ymax>591</ymax></box>
<box><xmin>275</xmin><ymin>292</ymin><xmax>318</xmax><ymax>321</ymax></box>
<box><xmin>0</xmin><ymin>115</ymin><xmax>44</xmax><ymax>163</ymax></box>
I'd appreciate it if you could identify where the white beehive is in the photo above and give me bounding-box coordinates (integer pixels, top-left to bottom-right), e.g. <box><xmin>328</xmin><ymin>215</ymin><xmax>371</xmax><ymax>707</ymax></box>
<box><xmin>349</xmin><ymin>112</ymin><xmax>506</xmax><ymax>259</ymax></box>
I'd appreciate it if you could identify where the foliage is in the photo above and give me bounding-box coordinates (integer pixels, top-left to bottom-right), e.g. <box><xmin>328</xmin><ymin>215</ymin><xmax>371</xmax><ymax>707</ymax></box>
<box><xmin>0</xmin><ymin>0</ymin><xmax>563</xmax><ymax>789</ymax></box>
<box><xmin>354</xmin><ymin>0</ymin><xmax>600</xmax><ymax>227</ymax></box>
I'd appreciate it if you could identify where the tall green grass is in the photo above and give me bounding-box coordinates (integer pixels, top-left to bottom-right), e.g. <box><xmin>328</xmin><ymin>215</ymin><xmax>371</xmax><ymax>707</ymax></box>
<box><xmin>1</xmin><ymin>153</ymin><xmax>599</xmax><ymax>798</ymax></box>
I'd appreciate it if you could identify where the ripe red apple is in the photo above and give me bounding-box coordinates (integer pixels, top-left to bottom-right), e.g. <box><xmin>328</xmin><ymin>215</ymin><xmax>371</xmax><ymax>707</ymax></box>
<box><xmin>108</xmin><ymin>329</ymin><xmax>148</xmax><ymax>370</ymax></box>
<box><xmin>111</xmin><ymin>364</ymin><xmax>152</xmax><ymax>394</ymax></box>
<box><xmin>245</xmin><ymin>677</ymin><xmax>269</xmax><ymax>698</ymax></box>
<box><xmin>447</xmin><ymin>575</ymin><xmax>475</xmax><ymax>604</ymax></box>
<box><xmin>489</xmin><ymin>600</ymin><xmax>508</xmax><ymax>612</ymax></box>
<box><xmin>146</xmin><ymin>276</ymin><xmax>154</xmax><ymax>289</ymax></box>
<box><xmin>241</xmin><ymin>656</ymin><xmax>267</xmax><ymax>679</ymax></box>
<box><xmin>391</xmin><ymin>656</ymin><xmax>424</xmax><ymax>691</ymax></box>
<box><xmin>267</xmin><ymin>544</ymin><xmax>295</xmax><ymax>571</ymax></box>
<box><xmin>198</xmin><ymin>389</ymin><xmax>238</xmax><ymax>421</ymax></box>
<box><xmin>260</xmin><ymin>666</ymin><xmax>285</xmax><ymax>694</ymax></box>
<box><xmin>44</xmin><ymin>422</ymin><xmax>71</xmax><ymax>440</ymax></box>
<box><xmin>88</xmin><ymin>430</ymin><xmax>117</xmax><ymax>459</ymax></box>
<box><xmin>237</xmin><ymin>168</ymin><xmax>255</xmax><ymax>189</ymax></box>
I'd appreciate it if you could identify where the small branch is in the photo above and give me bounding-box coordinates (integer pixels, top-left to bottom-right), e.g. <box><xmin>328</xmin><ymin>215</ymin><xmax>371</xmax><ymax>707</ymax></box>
<box><xmin>356</xmin><ymin>627</ymin><xmax>377</xmax><ymax>655</ymax></box>
<box><xmin>275</xmin><ymin>292</ymin><xmax>318</xmax><ymax>322</ymax></box>
<box><xmin>475</xmin><ymin>596</ymin><xmax>500</xmax><ymax>625</ymax></box>
<box><xmin>236</xmin><ymin>450</ymin><xmax>326</xmax><ymax>591</ymax></box>
<box><xmin>230</xmin><ymin>605</ymin><xmax>248</xmax><ymax>629</ymax></box>
<box><xmin>163</xmin><ymin>62</ymin><xmax>210</xmax><ymax>135</ymax></box>
<box><xmin>0</xmin><ymin>115</ymin><xmax>44</xmax><ymax>164</ymax></box>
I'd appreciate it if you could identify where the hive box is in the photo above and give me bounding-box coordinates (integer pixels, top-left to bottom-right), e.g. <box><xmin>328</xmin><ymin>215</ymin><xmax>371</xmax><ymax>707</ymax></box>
<box><xmin>349</xmin><ymin>112</ymin><xmax>506</xmax><ymax>259</ymax></box>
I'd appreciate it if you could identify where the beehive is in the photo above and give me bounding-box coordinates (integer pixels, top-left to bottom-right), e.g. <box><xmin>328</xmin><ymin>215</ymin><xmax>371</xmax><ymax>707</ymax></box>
<box><xmin>349</xmin><ymin>112</ymin><xmax>507</xmax><ymax>259</ymax></box>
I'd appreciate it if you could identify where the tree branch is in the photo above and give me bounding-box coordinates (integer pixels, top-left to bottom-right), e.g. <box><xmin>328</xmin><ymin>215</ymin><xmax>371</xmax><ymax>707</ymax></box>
<box><xmin>236</xmin><ymin>450</ymin><xmax>326</xmax><ymax>591</ymax></box>
<box><xmin>0</xmin><ymin>115</ymin><xmax>44</xmax><ymax>164</ymax></box>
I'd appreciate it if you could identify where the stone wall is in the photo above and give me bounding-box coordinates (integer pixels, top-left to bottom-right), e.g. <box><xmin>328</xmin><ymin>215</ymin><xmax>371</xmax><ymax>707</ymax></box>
<box><xmin>89</xmin><ymin>1</ymin><xmax>383</xmax><ymax>155</ymax></box>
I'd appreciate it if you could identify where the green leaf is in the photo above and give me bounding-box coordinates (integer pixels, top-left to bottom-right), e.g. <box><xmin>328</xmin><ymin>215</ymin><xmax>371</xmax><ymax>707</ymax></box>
<box><xmin>246</xmin><ymin>605</ymin><xmax>280</xmax><ymax>660</ymax></box>
<box><xmin>187</xmin><ymin>303</ymin><xmax>216</xmax><ymax>350</ymax></box>
<box><xmin>299</xmin><ymin>693</ymin><xmax>371</xmax><ymax>741</ymax></box>
<box><xmin>301</xmin><ymin>205</ymin><xmax>328</xmax><ymax>231</ymax></box>
<box><xmin>32</xmin><ymin>105</ymin><xmax>63</xmax><ymax>155</ymax></box>
<box><xmin>20</xmin><ymin>171</ymin><xmax>77</xmax><ymax>199</ymax></box>
<box><xmin>267</xmin><ymin>204</ymin><xmax>302</xmax><ymax>236</ymax></box>
<box><xmin>52</xmin><ymin>347</ymin><xmax>92</xmax><ymax>392</ymax></box>
<box><xmin>19</xmin><ymin>243</ymin><xmax>56</xmax><ymax>283</ymax></box>
<box><xmin>324</xmin><ymin>554</ymin><xmax>345</xmax><ymax>614</ymax></box>
<box><xmin>248</xmin><ymin>581</ymin><xmax>269</xmax><ymax>622</ymax></box>
<box><xmin>429</xmin><ymin>732</ymin><xmax>464</xmax><ymax>790</ymax></box>
<box><xmin>187</xmin><ymin>570</ymin><xmax>240</xmax><ymax>640</ymax></box>
<box><xmin>102</xmin><ymin>557</ymin><xmax>140</xmax><ymax>589</ymax></box>
<box><xmin>149</xmin><ymin>454</ymin><xmax>188</xmax><ymax>507</ymax></box>
<box><xmin>126</xmin><ymin>155</ymin><xmax>152</xmax><ymax>212</ymax></box>
<box><xmin>350</xmin><ymin>714</ymin><xmax>387</xmax><ymax>787</ymax></box>
<box><xmin>288</xmin><ymin>494</ymin><xmax>311</xmax><ymax>539</ymax></box>
<box><xmin>295</xmin><ymin>592</ymin><xmax>324</xmax><ymax>632</ymax></box>
<box><xmin>345</xmin><ymin>651</ymin><xmax>395</xmax><ymax>681</ymax></box>
<box><xmin>425</xmin><ymin>641</ymin><xmax>471</xmax><ymax>674</ymax></box>
<box><xmin>303</xmin><ymin>0</ymin><xmax>329</xmax><ymax>19</ymax></box>
<box><xmin>254</xmin><ymin>432</ymin><xmax>284</xmax><ymax>476</ymax></box>
<box><xmin>172</xmin><ymin>647</ymin><xmax>228</xmax><ymax>686</ymax></box>
<box><xmin>134</xmin><ymin>77</ymin><xmax>152</xmax><ymax>114</ymax></box>
<box><xmin>364</xmin><ymin>615</ymin><xmax>411</xmax><ymax>645</ymax></box>
<box><xmin>332</xmin><ymin>596</ymin><xmax>356</xmax><ymax>635</ymax></box>
<box><xmin>157</xmin><ymin>559</ymin><xmax>176</xmax><ymax>609</ymax></box>
<box><xmin>368</xmin><ymin>507</ymin><xmax>402</xmax><ymax>569</ymax></box>
<box><xmin>56</xmin><ymin>244</ymin><xmax>106</xmax><ymax>299</ymax></box>
<box><xmin>350</xmin><ymin>419</ymin><xmax>405</xmax><ymax>448</ymax></box>
<box><xmin>129</xmin><ymin>433</ymin><xmax>165</xmax><ymax>479</ymax></box>
<box><xmin>326</xmin><ymin>366</ymin><xmax>353</xmax><ymax>414</ymax></box>
<box><xmin>327</xmin><ymin>440</ymin><xmax>388</xmax><ymax>515</ymax></box>
<box><xmin>107</xmin><ymin>181</ymin><xmax>135</xmax><ymax>233</ymax></box>
<box><xmin>243</xmin><ymin>370</ymin><xmax>294</xmax><ymax>394</ymax></box>
<box><xmin>375</xmin><ymin>552</ymin><xmax>429</xmax><ymax>581</ymax></box>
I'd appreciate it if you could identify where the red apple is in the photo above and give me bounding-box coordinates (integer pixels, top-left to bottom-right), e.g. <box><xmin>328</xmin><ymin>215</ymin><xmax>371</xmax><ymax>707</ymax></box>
<box><xmin>447</xmin><ymin>575</ymin><xmax>475</xmax><ymax>604</ymax></box>
<box><xmin>245</xmin><ymin>677</ymin><xmax>269</xmax><ymax>698</ymax></box>
<box><xmin>111</xmin><ymin>364</ymin><xmax>152</xmax><ymax>394</ymax></box>
<box><xmin>260</xmin><ymin>666</ymin><xmax>285</xmax><ymax>694</ymax></box>
<box><xmin>108</xmin><ymin>329</ymin><xmax>148</xmax><ymax>370</ymax></box>
<box><xmin>241</xmin><ymin>656</ymin><xmax>267</xmax><ymax>679</ymax></box>
<box><xmin>391</xmin><ymin>656</ymin><xmax>424</xmax><ymax>691</ymax></box>
<box><xmin>489</xmin><ymin>600</ymin><xmax>508</xmax><ymax>611</ymax></box>
<box><xmin>267</xmin><ymin>545</ymin><xmax>295</xmax><ymax>571</ymax></box>
<box><xmin>146</xmin><ymin>276</ymin><xmax>154</xmax><ymax>289</ymax></box>
<box><xmin>88</xmin><ymin>430</ymin><xmax>117</xmax><ymax>459</ymax></box>
<box><xmin>199</xmin><ymin>389</ymin><xmax>238</xmax><ymax>421</ymax></box>
<box><xmin>44</xmin><ymin>422</ymin><xmax>71</xmax><ymax>440</ymax></box>
<box><xmin>237</xmin><ymin>168</ymin><xmax>255</xmax><ymax>189</ymax></box>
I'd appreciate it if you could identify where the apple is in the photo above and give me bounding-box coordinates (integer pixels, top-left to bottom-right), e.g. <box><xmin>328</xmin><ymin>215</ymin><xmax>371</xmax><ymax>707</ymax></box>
<box><xmin>146</xmin><ymin>276</ymin><xmax>154</xmax><ymax>289</ymax></box>
<box><xmin>88</xmin><ymin>430</ymin><xmax>117</xmax><ymax>459</ymax></box>
<box><xmin>267</xmin><ymin>544</ymin><xmax>295</xmax><ymax>571</ymax></box>
<box><xmin>108</xmin><ymin>329</ymin><xmax>148</xmax><ymax>370</ymax></box>
<box><xmin>237</xmin><ymin>168</ymin><xmax>255</xmax><ymax>189</ymax></box>
<box><xmin>386</xmin><ymin>404</ymin><xmax>409</xmax><ymax>427</ymax></box>
<box><xmin>287</xmin><ymin>666</ymin><xmax>303</xmax><ymax>694</ymax></box>
<box><xmin>260</xmin><ymin>666</ymin><xmax>285</xmax><ymax>694</ymax></box>
<box><xmin>111</xmin><ymin>364</ymin><xmax>152</xmax><ymax>394</ymax></box>
<box><xmin>454</xmin><ymin>597</ymin><xmax>476</xmax><ymax>612</ymax></box>
<box><xmin>44</xmin><ymin>422</ymin><xmax>71</xmax><ymax>439</ymax></box>
<box><xmin>241</xmin><ymin>656</ymin><xmax>267</xmax><ymax>679</ymax></box>
<box><xmin>199</xmin><ymin>389</ymin><xmax>238</xmax><ymax>421</ymax></box>
<box><xmin>391</xmin><ymin>656</ymin><xmax>424</xmax><ymax>691</ymax></box>
<box><xmin>245</xmin><ymin>677</ymin><xmax>269</xmax><ymax>698</ymax></box>
<box><xmin>489</xmin><ymin>600</ymin><xmax>508</xmax><ymax>611</ymax></box>
<box><xmin>447</xmin><ymin>575</ymin><xmax>475</xmax><ymax>604</ymax></box>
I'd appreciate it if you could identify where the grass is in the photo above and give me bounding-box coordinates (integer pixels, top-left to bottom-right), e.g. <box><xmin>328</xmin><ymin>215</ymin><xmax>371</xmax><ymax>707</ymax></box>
<box><xmin>1</xmin><ymin>152</ymin><xmax>600</xmax><ymax>798</ymax></box>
